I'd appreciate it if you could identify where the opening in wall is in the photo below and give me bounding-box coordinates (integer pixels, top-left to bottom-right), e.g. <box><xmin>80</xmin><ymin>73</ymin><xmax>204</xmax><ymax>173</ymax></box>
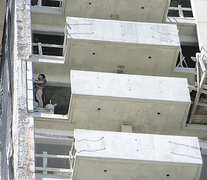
<box><xmin>176</xmin><ymin>45</ymin><xmax>199</xmax><ymax>68</ymax></box>
<box><xmin>44</xmin><ymin>86</ymin><xmax>71</xmax><ymax>115</ymax></box>
<box><xmin>168</xmin><ymin>0</ymin><xmax>193</xmax><ymax>18</ymax></box>
<box><xmin>34</xmin><ymin>85</ymin><xmax>71</xmax><ymax>115</ymax></box>
<box><xmin>31</xmin><ymin>0</ymin><xmax>38</xmax><ymax>6</ymax></box>
<box><xmin>170</xmin><ymin>0</ymin><xmax>191</xmax><ymax>8</ymax></box>
<box><xmin>31</xmin><ymin>0</ymin><xmax>63</xmax><ymax>8</ymax></box>
<box><xmin>35</xmin><ymin>143</ymin><xmax>71</xmax><ymax>176</ymax></box>
<box><xmin>32</xmin><ymin>33</ymin><xmax>64</xmax><ymax>56</ymax></box>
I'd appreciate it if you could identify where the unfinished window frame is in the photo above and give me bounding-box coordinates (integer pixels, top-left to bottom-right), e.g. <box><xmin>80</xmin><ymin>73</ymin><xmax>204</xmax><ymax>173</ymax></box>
<box><xmin>32</xmin><ymin>32</ymin><xmax>65</xmax><ymax>62</ymax></box>
<box><xmin>166</xmin><ymin>4</ymin><xmax>195</xmax><ymax>24</ymax></box>
<box><xmin>31</xmin><ymin>0</ymin><xmax>64</xmax><ymax>15</ymax></box>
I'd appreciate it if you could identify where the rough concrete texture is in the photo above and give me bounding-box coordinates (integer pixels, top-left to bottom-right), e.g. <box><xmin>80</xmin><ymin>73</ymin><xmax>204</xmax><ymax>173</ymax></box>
<box><xmin>12</xmin><ymin>0</ymin><xmax>35</xmax><ymax>179</ymax></box>
<box><xmin>73</xmin><ymin>129</ymin><xmax>202</xmax><ymax>180</ymax></box>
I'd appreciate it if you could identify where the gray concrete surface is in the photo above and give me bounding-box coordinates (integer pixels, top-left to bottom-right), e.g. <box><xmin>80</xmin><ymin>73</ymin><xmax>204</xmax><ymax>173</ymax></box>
<box><xmin>64</xmin><ymin>0</ymin><xmax>170</xmax><ymax>23</ymax></box>
<box><xmin>191</xmin><ymin>0</ymin><xmax>207</xmax><ymax>50</ymax></box>
<box><xmin>65</xmin><ymin>17</ymin><xmax>180</xmax><ymax>76</ymax></box>
<box><xmin>68</xmin><ymin>70</ymin><xmax>191</xmax><ymax>135</ymax></box>
<box><xmin>73</xmin><ymin>129</ymin><xmax>202</xmax><ymax>180</ymax></box>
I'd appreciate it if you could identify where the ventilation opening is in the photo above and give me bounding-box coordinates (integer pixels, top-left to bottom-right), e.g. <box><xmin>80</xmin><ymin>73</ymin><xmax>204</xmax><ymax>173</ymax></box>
<box><xmin>176</xmin><ymin>45</ymin><xmax>199</xmax><ymax>68</ymax></box>
<box><xmin>32</xmin><ymin>33</ymin><xmax>64</xmax><ymax>56</ymax></box>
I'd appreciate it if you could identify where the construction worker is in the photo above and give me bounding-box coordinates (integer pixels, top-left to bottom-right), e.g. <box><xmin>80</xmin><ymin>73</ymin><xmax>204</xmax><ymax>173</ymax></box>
<box><xmin>34</xmin><ymin>74</ymin><xmax>47</xmax><ymax>108</ymax></box>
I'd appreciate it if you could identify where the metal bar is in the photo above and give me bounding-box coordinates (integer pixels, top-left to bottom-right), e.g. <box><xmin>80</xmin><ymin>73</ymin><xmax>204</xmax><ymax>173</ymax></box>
<box><xmin>37</xmin><ymin>42</ymin><xmax>43</xmax><ymax>56</ymax></box>
<box><xmin>197</xmin><ymin>102</ymin><xmax>207</xmax><ymax>107</ymax></box>
<box><xmin>169</xmin><ymin>7</ymin><xmax>192</xmax><ymax>11</ymax></box>
<box><xmin>199</xmin><ymin>73</ymin><xmax>207</xmax><ymax>89</ymax></box>
<box><xmin>193</xmin><ymin>115</ymin><xmax>207</xmax><ymax>120</ymax></box>
<box><xmin>36</xmin><ymin>154</ymin><xmax>70</xmax><ymax>159</ymax></box>
<box><xmin>33</xmin><ymin>43</ymin><xmax>63</xmax><ymax>48</ymax></box>
<box><xmin>188</xmin><ymin>85</ymin><xmax>207</xmax><ymax>95</ymax></box>
<box><xmin>188</xmin><ymin>61</ymin><xmax>202</xmax><ymax>124</ymax></box>
<box><xmin>178</xmin><ymin>5</ymin><xmax>184</xmax><ymax>18</ymax></box>
<box><xmin>203</xmin><ymin>84</ymin><xmax>207</xmax><ymax>89</ymax></box>
<box><xmin>198</xmin><ymin>54</ymin><xmax>207</xmax><ymax>73</ymax></box>
<box><xmin>36</xmin><ymin>167</ymin><xmax>72</xmax><ymax>174</ymax></box>
<box><xmin>43</xmin><ymin>152</ymin><xmax>47</xmax><ymax>175</ymax></box>
<box><xmin>196</xmin><ymin>62</ymin><xmax>200</xmax><ymax>90</ymax></box>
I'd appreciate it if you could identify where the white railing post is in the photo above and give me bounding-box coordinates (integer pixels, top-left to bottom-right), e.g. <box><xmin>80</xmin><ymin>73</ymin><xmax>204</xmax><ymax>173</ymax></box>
<box><xmin>59</xmin><ymin>0</ymin><xmax>63</xmax><ymax>8</ymax></box>
<box><xmin>38</xmin><ymin>0</ymin><xmax>42</xmax><ymax>6</ymax></box>
<box><xmin>178</xmin><ymin>5</ymin><xmax>184</xmax><ymax>18</ymax></box>
<box><xmin>43</xmin><ymin>151</ymin><xmax>48</xmax><ymax>175</ymax></box>
<box><xmin>37</xmin><ymin>42</ymin><xmax>43</xmax><ymax>56</ymax></box>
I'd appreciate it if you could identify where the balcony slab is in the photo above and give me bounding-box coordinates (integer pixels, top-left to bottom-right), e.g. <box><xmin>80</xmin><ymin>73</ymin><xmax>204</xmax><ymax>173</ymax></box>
<box><xmin>65</xmin><ymin>17</ymin><xmax>180</xmax><ymax>76</ymax></box>
<box><xmin>64</xmin><ymin>0</ymin><xmax>170</xmax><ymax>22</ymax></box>
<box><xmin>69</xmin><ymin>70</ymin><xmax>191</xmax><ymax>134</ymax></box>
<box><xmin>72</xmin><ymin>129</ymin><xmax>202</xmax><ymax>180</ymax></box>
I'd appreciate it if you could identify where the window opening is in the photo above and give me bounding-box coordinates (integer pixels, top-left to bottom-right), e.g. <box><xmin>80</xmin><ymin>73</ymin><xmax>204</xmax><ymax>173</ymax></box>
<box><xmin>31</xmin><ymin>0</ymin><xmax>63</xmax><ymax>8</ymax></box>
<box><xmin>176</xmin><ymin>45</ymin><xmax>199</xmax><ymax>68</ymax></box>
<box><xmin>34</xmin><ymin>83</ymin><xmax>71</xmax><ymax>115</ymax></box>
<box><xmin>44</xmin><ymin>86</ymin><xmax>71</xmax><ymax>115</ymax></box>
<box><xmin>35</xmin><ymin>143</ymin><xmax>71</xmax><ymax>175</ymax></box>
<box><xmin>168</xmin><ymin>0</ymin><xmax>193</xmax><ymax>18</ymax></box>
<box><xmin>32</xmin><ymin>33</ymin><xmax>64</xmax><ymax>56</ymax></box>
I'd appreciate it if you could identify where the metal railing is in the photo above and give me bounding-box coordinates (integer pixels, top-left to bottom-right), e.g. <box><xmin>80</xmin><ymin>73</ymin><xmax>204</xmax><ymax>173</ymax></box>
<box><xmin>188</xmin><ymin>48</ymin><xmax>207</xmax><ymax>124</ymax></box>
<box><xmin>176</xmin><ymin>48</ymin><xmax>188</xmax><ymax>68</ymax></box>
<box><xmin>33</xmin><ymin>42</ymin><xmax>63</xmax><ymax>56</ymax></box>
<box><xmin>35</xmin><ymin>151</ymin><xmax>72</xmax><ymax>175</ymax></box>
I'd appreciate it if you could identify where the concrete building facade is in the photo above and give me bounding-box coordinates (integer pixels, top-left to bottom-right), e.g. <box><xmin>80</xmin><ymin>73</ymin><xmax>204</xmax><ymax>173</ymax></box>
<box><xmin>1</xmin><ymin>0</ymin><xmax>207</xmax><ymax>179</ymax></box>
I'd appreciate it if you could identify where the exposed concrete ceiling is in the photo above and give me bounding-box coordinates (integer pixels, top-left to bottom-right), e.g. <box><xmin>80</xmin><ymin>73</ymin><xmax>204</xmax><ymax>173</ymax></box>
<box><xmin>64</xmin><ymin>0</ymin><xmax>170</xmax><ymax>23</ymax></box>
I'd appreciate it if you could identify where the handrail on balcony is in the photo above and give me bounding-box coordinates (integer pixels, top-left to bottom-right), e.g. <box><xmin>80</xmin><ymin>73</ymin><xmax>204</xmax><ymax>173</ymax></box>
<box><xmin>188</xmin><ymin>48</ymin><xmax>207</xmax><ymax>124</ymax></box>
<box><xmin>35</xmin><ymin>151</ymin><xmax>72</xmax><ymax>175</ymax></box>
<box><xmin>32</xmin><ymin>42</ymin><xmax>63</xmax><ymax>56</ymax></box>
